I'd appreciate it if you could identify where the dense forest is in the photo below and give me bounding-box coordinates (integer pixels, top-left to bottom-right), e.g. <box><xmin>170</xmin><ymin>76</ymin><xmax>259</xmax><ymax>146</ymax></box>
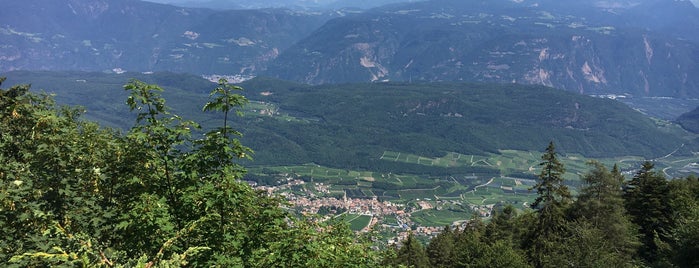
<box><xmin>5</xmin><ymin>71</ymin><xmax>693</xmax><ymax>174</ymax></box>
<box><xmin>2</xmin><ymin>77</ymin><xmax>699</xmax><ymax>267</ymax></box>
<box><xmin>0</xmin><ymin>77</ymin><xmax>379</xmax><ymax>266</ymax></box>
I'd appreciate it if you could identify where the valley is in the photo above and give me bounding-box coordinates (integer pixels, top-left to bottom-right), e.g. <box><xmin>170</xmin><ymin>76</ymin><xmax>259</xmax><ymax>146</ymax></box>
<box><xmin>3</xmin><ymin>0</ymin><xmax>699</xmax><ymax>266</ymax></box>
<box><xmin>248</xmin><ymin>146</ymin><xmax>699</xmax><ymax>241</ymax></box>
<box><xmin>7</xmin><ymin>70</ymin><xmax>699</xmax><ymax>243</ymax></box>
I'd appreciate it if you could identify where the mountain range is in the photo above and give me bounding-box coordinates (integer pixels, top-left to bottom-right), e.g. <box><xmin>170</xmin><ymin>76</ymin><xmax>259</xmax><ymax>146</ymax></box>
<box><xmin>142</xmin><ymin>0</ymin><xmax>422</xmax><ymax>10</ymax></box>
<box><xmin>265</xmin><ymin>0</ymin><xmax>699</xmax><ymax>97</ymax></box>
<box><xmin>2</xmin><ymin>0</ymin><xmax>699</xmax><ymax>97</ymax></box>
<box><xmin>0</xmin><ymin>0</ymin><xmax>337</xmax><ymax>77</ymax></box>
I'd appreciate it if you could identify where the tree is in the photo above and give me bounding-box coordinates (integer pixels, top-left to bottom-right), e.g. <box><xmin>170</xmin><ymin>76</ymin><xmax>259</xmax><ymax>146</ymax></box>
<box><xmin>0</xmin><ymin>77</ymin><xmax>382</xmax><ymax>267</ymax></box>
<box><xmin>485</xmin><ymin>204</ymin><xmax>521</xmax><ymax>243</ymax></box>
<box><xmin>0</xmin><ymin>78</ymin><xmax>127</xmax><ymax>266</ymax></box>
<box><xmin>530</xmin><ymin>142</ymin><xmax>571</xmax><ymax>213</ymax></box>
<box><xmin>670</xmin><ymin>199</ymin><xmax>699</xmax><ymax>268</ymax></box>
<box><xmin>393</xmin><ymin>233</ymin><xmax>430</xmax><ymax>268</ymax></box>
<box><xmin>427</xmin><ymin>226</ymin><xmax>456</xmax><ymax>268</ymax></box>
<box><xmin>563</xmin><ymin>161</ymin><xmax>640</xmax><ymax>266</ymax></box>
<box><xmin>668</xmin><ymin>176</ymin><xmax>699</xmax><ymax>267</ymax></box>
<box><xmin>449</xmin><ymin>219</ymin><xmax>530</xmax><ymax>268</ymax></box>
<box><xmin>624</xmin><ymin>161</ymin><xmax>674</xmax><ymax>266</ymax></box>
<box><xmin>526</xmin><ymin>141</ymin><xmax>571</xmax><ymax>267</ymax></box>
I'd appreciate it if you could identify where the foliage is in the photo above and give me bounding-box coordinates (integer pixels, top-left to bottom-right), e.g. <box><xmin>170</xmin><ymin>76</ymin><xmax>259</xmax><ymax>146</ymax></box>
<box><xmin>667</xmin><ymin>176</ymin><xmax>699</xmax><ymax>267</ymax></box>
<box><xmin>6</xmin><ymin>72</ymin><xmax>690</xmax><ymax>174</ymax></box>
<box><xmin>624</xmin><ymin>161</ymin><xmax>675</xmax><ymax>266</ymax></box>
<box><xmin>422</xmin><ymin>220</ymin><xmax>530</xmax><ymax>268</ymax></box>
<box><xmin>5</xmin><ymin>74</ymin><xmax>699</xmax><ymax>268</ymax></box>
<box><xmin>389</xmin><ymin>233</ymin><xmax>431</xmax><ymax>268</ymax></box>
<box><xmin>426</xmin><ymin>226</ymin><xmax>456</xmax><ymax>268</ymax></box>
<box><xmin>526</xmin><ymin>142</ymin><xmax>571</xmax><ymax>267</ymax></box>
<box><xmin>0</xmin><ymin>77</ymin><xmax>381</xmax><ymax>267</ymax></box>
<box><xmin>570</xmin><ymin>161</ymin><xmax>639</xmax><ymax>265</ymax></box>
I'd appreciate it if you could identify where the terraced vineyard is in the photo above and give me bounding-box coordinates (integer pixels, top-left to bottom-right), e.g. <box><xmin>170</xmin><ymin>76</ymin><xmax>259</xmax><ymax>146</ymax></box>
<box><xmin>249</xmin><ymin>148</ymin><xmax>699</xmax><ymax>217</ymax></box>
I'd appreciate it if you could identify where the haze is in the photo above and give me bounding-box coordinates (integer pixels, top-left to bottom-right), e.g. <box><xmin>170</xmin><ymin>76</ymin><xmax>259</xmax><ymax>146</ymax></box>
<box><xmin>144</xmin><ymin>0</ymin><xmax>699</xmax><ymax>9</ymax></box>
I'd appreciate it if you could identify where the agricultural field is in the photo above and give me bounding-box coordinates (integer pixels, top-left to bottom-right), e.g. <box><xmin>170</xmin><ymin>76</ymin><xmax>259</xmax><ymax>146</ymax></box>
<box><xmin>251</xmin><ymin>149</ymin><xmax>699</xmax><ymax>201</ymax></box>
<box><xmin>248</xmin><ymin>149</ymin><xmax>699</xmax><ymax>226</ymax></box>
<box><xmin>410</xmin><ymin>209</ymin><xmax>474</xmax><ymax>227</ymax></box>
<box><xmin>341</xmin><ymin>214</ymin><xmax>372</xmax><ymax>231</ymax></box>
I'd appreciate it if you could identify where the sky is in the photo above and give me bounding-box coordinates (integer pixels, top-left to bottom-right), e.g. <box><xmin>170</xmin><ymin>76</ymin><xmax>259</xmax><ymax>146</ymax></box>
<box><xmin>143</xmin><ymin>0</ymin><xmax>699</xmax><ymax>8</ymax></box>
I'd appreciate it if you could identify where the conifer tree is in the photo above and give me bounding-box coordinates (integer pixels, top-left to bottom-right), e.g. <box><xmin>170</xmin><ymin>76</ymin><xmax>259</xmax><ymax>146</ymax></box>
<box><xmin>668</xmin><ymin>176</ymin><xmax>699</xmax><ymax>267</ymax></box>
<box><xmin>452</xmin><ymin>219</ymin><xmax>531</xmax><ymax>268</ymax></box>
<box><xmin>567</xmin><ymin>161</ymin><xmax>639</xmax><ymax>266</ymax></box>
<box><xmin>485</xmin><ymin>205</ymin><xmax>519</xmax><ymax>243</ymax></box>
<box><xmin>427</xmin><ymin>226</ymin><xmax>456</xmax><ymax>268</ymax></box>
<box><xmin>624</xmin><ymin>161</ymin><xmax>674</xmax><ymax>266</ymax></box>
<box><xmin>527</xmin><ymin>141</ymin><xmax>571</xmax><ymax>267</ymax></box>
<box><xmin>395</xmin><ymin>233</ymin><xmax>430</xmax><ymax>268</ymax></box>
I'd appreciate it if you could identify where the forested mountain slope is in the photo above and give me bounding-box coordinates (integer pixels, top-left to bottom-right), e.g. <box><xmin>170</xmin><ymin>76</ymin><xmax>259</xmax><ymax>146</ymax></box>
<box><xmin>238</xmin><ymin>78</ymin><xmax>690</xmax><ymax>168</ymax></box>
<box><xmin>4</xmin><ymin>71</ymin><xmax>692</xmax><ymax>171</ymax></box>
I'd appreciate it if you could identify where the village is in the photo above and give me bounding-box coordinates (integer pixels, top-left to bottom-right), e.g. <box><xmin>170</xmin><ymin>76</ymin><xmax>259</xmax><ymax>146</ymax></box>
<box><xmin>252</xmin><ymin>178</ymin><xmax>496</xmax><ymax>245</ymax></box>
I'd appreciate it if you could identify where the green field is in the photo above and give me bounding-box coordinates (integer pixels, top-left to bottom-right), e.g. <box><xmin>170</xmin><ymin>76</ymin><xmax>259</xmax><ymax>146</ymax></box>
<box><xmin>411</xmin><ymin>209</ymin><xmax>474</xmax><ymax>227</ymax></box>
<box><xmin>342</xmin><ymin>214</ymin><xmax>372</xmax><ymax>231</ymax></box>
<box><xmin>250</xmin><ymin>149</ymin><xmax>699</xmax><ymax>226</ymax></box>
<box><xmin>377</xmin><ymin>149</ymin><xmax>699</xmax><ymax>181</ymax></box>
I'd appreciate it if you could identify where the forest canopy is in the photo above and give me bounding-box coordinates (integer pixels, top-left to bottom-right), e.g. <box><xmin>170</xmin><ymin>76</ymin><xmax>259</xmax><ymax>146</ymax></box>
<box><xmin>0</xmin><ymin>77</ymin><xmax>379</xmax><ymax>267</ymax></box>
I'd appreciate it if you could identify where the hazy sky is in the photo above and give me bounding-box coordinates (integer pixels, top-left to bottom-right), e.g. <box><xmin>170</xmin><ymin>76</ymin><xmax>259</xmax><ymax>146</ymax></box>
<box><xmin>144</xmin><ymin>0</ymin><xmax>699</xmax><ymax>8</ymax></box>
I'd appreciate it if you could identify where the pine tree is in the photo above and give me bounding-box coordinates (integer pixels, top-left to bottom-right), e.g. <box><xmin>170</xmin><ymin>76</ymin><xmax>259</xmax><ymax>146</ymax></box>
<box><xmin>486</xmin><ymin>205</ymin><xmax>519</xmax><ymax>243</ymax></box>
<box><xmin>668</xmin><ymin>176</ymin><xmax>699</xmax><ymax>267</ymax></box>
<box><xmin>624</xmin><ymin>161</ymin><xmax>674</xmax><ymax>266</ymax></box>
<box><xmin>453</xmin><ymin>219</ymin><xmax>531</xmax><ymax>268</ymax></box>
<box><xmin>395</xmin><ymin>233</ymin><xmax>430</xmax><ymax>268</ymax></box>
<box><xmin>427</xmin><ymin>226</ymin><xmax>456</xmax><ymax>268</ymax></box>
<box><xmin>568</xmin><ymin>161</ymin><xmax>639</xmax><ymax>266</ymax></box>
<box><xmin>526</xmin><ymin>141</ymin><xmax>571</xmax><ymax>267</ymax></box>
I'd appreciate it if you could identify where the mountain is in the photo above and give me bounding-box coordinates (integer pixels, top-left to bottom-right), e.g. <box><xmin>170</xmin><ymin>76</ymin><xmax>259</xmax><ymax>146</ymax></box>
<box><xmin>2</xmin><ymin>0</ymin><xmax>698</xmax><ymax>98</ymax></box>
<box><xmin>144</xmin><ymin>0</ymin><xmax>420</xmax><ymax>10</ymax></box>
<box><xmin>4</xmin><ymin>71</ymin><xmax>692</xmax><ymax>169</ymax></box>
<box><xmin>236</xmin><ymin>78</ymin><xmax>691</xmax><ymax>167</ymax></box>
<box><xmin>264</xmin><ymin>0</ymin><xmax>699</xmax><ymax>97</ymax></box>
<box><xmin>677</xmin><ymin>106</ymin><xmax>699</xmax><ymax>133</ymax></box>
<box><xmin>0</xmin><ymin>0</ymin><xmax>336</xmax><ymax>76</ymax></box>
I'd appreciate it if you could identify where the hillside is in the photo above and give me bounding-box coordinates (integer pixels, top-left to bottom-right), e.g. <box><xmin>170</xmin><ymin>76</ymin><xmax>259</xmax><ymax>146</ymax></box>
<box><xmin>0</xmin><ymin>0</ymin><xmax>335</xmax><ymax>75</ymax></box>
<box><xmin>4</xmin><ymin>71</ymin><xmax>692</xmax><ymax>171</ymax></box>
<box><xmin>677</xmin><ymin>105</ymin><xmax>699</xmax><ymax>134</ymax></box>
<box><xmin>265</xmin><ymin>0</ymin><xmax>699</xmax><ymax>97</ymax></box>
<box><xmin>6</xmin><ymin>71</ymin><xmax>699</xmax><ymax>268</ymax></box>
<box><xmin>2</xmin><ymin>0</ymin><xmax>698</xmax><ymax>98</ymax></box>
<box><xmin>238</xmin><ymin>78</ymin><xmax>690</xmax><ymax>168</ymax></box>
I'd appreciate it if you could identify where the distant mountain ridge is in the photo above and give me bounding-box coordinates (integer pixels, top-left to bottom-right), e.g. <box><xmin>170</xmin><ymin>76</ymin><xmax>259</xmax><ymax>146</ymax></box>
<box><xmin>1</xmin><ymin>0</ymin><xmax>699</xmax><ymax>97</ymax></box>
<box><xmin>0</xmin><ymin>0</ymin><xmax>336</xmax><ymax>75</ymax></box>
<box><xmin>265</xmin><ymin>0</ymin><xmax>699</xmax><ymax>97</ymax></box>
<box><xmin>145</xmin><ymin>0</ymin><xmax>421</xmax><ymax>10</ymax></box>
<box><xmin>145</xmin><ymin>0</ymin><xmax>699</xmax><ymax>11</ymax></box>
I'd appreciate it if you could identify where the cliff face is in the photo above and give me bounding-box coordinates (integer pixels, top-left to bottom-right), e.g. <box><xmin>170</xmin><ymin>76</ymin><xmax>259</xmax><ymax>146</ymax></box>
<box><xmin>264</xmin><ymin>0</ymin><xmax>699</xmax><ymax>97</ymax></box>
<box><xmin>0</xmin><ymin>0</ymin><xmax>335</xmax><ymax>75</ymax></box>
<box><xmin>2</xmin><ymin>0</ymin><xmax>698</xmax><ymax>97</ymax></box>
